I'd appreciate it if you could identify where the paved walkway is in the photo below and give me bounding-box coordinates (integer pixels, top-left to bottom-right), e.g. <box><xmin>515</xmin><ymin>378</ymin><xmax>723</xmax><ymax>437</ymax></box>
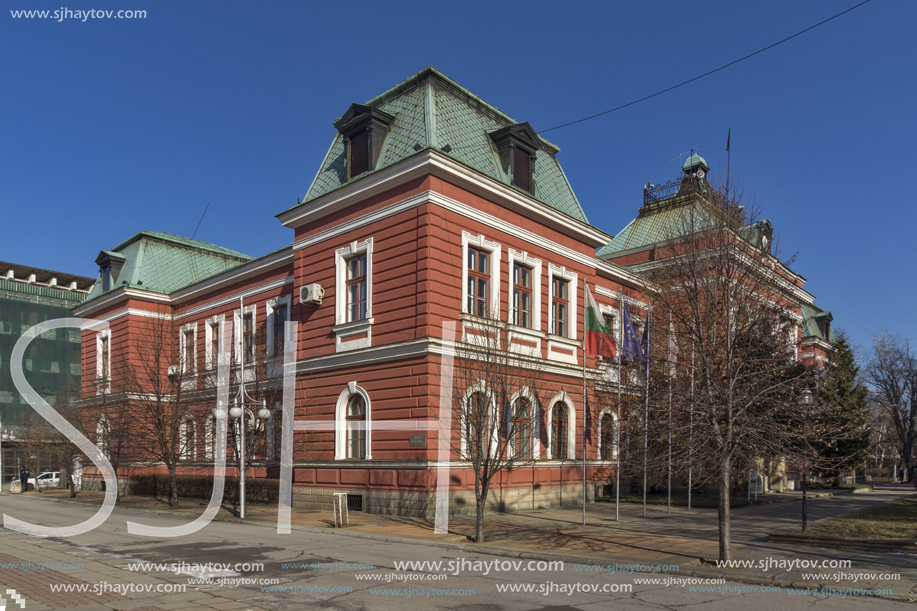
<box><xmin>3</xmin><ymin>483</ymin><xmax>916</xmax><ymax>605</ymax></box>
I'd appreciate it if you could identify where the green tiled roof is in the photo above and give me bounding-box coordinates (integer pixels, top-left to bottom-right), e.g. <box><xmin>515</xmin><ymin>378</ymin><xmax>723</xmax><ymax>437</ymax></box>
<box><xmin>301</xmin><ymin>67</ymin><xmax>588</xmax><ymax>223</ymax></box>
<box><xmin>597</xmin><ymin>201</ymin><xmax>714</xmax><ymax>259</ymax></box>
<box><xmin>85</xmin><ymin>232</ymin><xmax>252</xmax><ymax>299</ymax></box>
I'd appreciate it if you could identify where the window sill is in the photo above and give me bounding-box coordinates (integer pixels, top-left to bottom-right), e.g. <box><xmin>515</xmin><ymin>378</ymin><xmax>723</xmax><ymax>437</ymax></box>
<box><xmin>506</xmin><ymin>324</ymin><xmax>544</xmax><ymax>356</ymax></box>
<box><xmin>597</xmin><ymin>359</ymin><xmax>621</xmax><ymax>383</ymax></box>
<box><xmin>94</xmin><ymin>378</ymin><xmax>111</xmax><ymax>396</ymax></box>
<box><xmin>546</xmin><ymin>334</ymin><xmax>580</xmax><ymax>365</ymax></box>
<box><xmin>181</xmin><ymin>374</ymin><xmax>198</xmax><ymax>391</ymax></box>
<box><xmin>460</xmin><ymin>313</ymin><xmax>504</xmax><ymax>348</ymax></box>
<box><xmin>332</xmin><ymin>318</ymin><xmax>373</xmax><ymax>353</ymax></box>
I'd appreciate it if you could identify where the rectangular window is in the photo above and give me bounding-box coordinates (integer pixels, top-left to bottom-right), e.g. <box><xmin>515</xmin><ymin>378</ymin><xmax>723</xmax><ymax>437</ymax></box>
<box><xmin>346</xmin><ymin>254</ymin><xmax>368</xmax><ymax>322</ymax></box>
<box><xmin>349</xmin><ymin>130</ymin><xmax>369</xmax><ymax>177</ymax></box>
<box><xmin>273</xmin><ymin>303</ymin><xmax>287</xmax><ymax>356</ymax></box>
<box><xmin>512</xmin><ymin>149</ymin><xmax>531</xmax><ymax>191</ymax></box>
<box><xmin>209</xmin><ymin>322</ymin><xmax>220</xmax><ymax>369</ymax></box>
<box><xmin>552</xmin><ymin>278</ymin><xmax>568</xmax><ymax>337</ymax></box>
<box><xmin>243</xmin><ymin>312</ymin><xmax>254</xmax><ymax>362</ymax></box>
<box><xmin>183</xmin><ymin>329</ymin><xmax>195</xmax><ymax>373</ymax></box>
<box><xmin>100</xmin><ymin>336</ymin><xmax>109</xmax><ymax>379</ymax></box>
<box><xmin>603</xmin><ymin>313</ymin><xmax>617</xmax><ymax>353</ymax></box>
<box><xmin>467</xmin><ymin>247</ymin><xmax>489</xmax><ymax>317</ymax></box>
<box><xmin>512</xmin><ymin>265</ymin><xmax>532</xmax><ymax>328</ymax></box>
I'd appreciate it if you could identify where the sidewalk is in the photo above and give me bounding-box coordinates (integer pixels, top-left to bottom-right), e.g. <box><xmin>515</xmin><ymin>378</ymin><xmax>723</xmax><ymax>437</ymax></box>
<box><xmin>7</xmin><ymin>484</ymin><xmax>917</xmax><ymax>602</ymax></box>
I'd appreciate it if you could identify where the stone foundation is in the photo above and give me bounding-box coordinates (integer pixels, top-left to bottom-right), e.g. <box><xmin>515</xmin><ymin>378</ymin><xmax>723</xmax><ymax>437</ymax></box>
<box><xmin>291</xmin><ymin>483</ymin><xmax>590</xmax><ymax>518</ymax></box>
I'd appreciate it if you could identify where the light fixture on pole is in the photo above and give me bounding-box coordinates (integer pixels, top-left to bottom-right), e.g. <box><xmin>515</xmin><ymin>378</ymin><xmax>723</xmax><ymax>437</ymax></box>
<box><xmin>231</xmin><ymin>296</ymin><xmax>270</xmax><ymax>519</ymax></box>
<box><xmin>799</xmin><ymin>386</ymin><xmax>814</xmax><ymax>532</ymax></box>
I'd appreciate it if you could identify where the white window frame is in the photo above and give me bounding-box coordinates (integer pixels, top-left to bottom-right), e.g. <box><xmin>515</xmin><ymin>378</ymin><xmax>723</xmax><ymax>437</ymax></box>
<box><xmin>597</xmin><ymin>304</ymin><xmax>621</xmax><ymax>381</ymax></box>
<box><xmin>96</xmin><ymin>415</ymin><xmax>109</xmax><ymax>455</ymax></box>
<box><xmin>597</xmin><ymin>407</ymin><xmax>619</xmax><ymax>461</ymax></box>
<box><xmin>234</xmin><ymin>304</ymin><xmax>257</xmax><ymax>366</ymax></box>
<box><xmin>266</xmin><ymin>400</ymin><xmax>282</xmax><ymax>462</ymax></box>
<box><xmin>96</xmin><ymin>331</ymin><xmax>111</xmax><ymax>395</ymax></box>
<box><xmin>545</xmin><ymin>391</ymin><xmax>576</xmax><ymax>460</ymax></box>
<box><xmin>204</xmin><ymin>315</ymin><xmax>225</xmax><ymax>371</ymax></box>
<box><xmin>546</xmin><ymin>264</ymin><xmax>579</xmax><ymax>365</ymax></box>
<box><xmin>179</xmin><ymin>413</ymin><xmax>197</xmax><ymax>461</ymax></box>
<box><xmin>333</xmin><ymin>238</ymin><xmax>374</xmax><ymax>353</ymax></box>
<box><xmin>507</xmin><ymin>249</ymin><xmax>544</xmax><ymax>357</ymax></box>
<box><xmin>334</xmin><ymin>382</ymin><xmax>372</xmax><ymax>460</ymax></box>
<box><xmin>266</xmin><ymin>295</ymin><xmax>292</xmax><ymax>358</ymax></box>
<box><xmin>460</xmin><ymin>381</ymin><xmax>500</xmax><ymax>460</ymax></box>
<box><xmin>507</xmin><ymin>387</ymin><xmax>541</xmax><ymax>459</ymax></box>
<box><xmin>461</xmin><ymin>232</ymin><xmax>501</xmax><ymax>320</ymax></box>
<box><xmin>205</xmin><ymin>413</ymin><xmax>215</xmax><ymax>461</ymax></box>
<box><xmin>179</xmin><ymin>322</ymin><xmax>197</xmax><ymax>375</ymax></box>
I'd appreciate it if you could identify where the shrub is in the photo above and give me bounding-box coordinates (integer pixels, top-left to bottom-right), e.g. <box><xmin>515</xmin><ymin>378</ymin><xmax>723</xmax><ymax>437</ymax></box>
<box><xmin>128</xmin><ymin>474</ymin><xmax>279</xmax><ymax>504</ymax></box>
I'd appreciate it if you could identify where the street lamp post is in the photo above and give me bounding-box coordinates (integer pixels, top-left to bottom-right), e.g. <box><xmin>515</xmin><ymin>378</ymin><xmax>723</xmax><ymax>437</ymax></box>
<box><xmin>228</xmin><ymin>296</ymin><xmax>271</xmax><ymax>519</ymax></box>
<box><xmin>799</xmin><ymin>387</ymin><xmax>814</xmax><ymax>532</ymax></box>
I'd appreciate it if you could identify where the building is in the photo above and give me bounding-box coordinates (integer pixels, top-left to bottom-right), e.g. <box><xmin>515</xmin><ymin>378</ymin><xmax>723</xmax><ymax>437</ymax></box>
<box><xmin>0</xmin><ymin>262</ymin><xmax>93</xmax><ymax>485</ymax></box>
<box><xmin>74</xmin><ymin>67</ymin><xmax>833</xmax><ymax>514</ymax></box>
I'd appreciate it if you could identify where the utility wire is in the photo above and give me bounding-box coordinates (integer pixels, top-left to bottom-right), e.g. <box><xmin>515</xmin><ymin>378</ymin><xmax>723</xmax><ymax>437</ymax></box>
<box><xmin>191</xmin><ymin>201</ymin><xmax>211</xmax><ymax>241</ymax></box>
<box><xmin>539</xmin><ymin>0</ymin><xmax>873</xmax><ymax>134</ymax></box>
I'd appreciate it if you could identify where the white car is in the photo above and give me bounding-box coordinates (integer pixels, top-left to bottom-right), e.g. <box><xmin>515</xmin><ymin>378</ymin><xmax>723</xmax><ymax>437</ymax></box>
<box><xmin>28</xmin><ymin>472</ymin><xmax>60</xmax><ymax>489</ymax></box>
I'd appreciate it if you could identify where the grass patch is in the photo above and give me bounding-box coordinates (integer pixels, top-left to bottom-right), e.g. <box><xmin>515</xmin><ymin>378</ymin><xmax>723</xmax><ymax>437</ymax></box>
<box><xmin>806</xmin><ymin>494</ymin><xmax>917</xmax><ymax>539</ymax></box>
<box><xmin>809</xmin><ymin>483</ymin><xmax>872</xmax><ymax>491</ymax></box>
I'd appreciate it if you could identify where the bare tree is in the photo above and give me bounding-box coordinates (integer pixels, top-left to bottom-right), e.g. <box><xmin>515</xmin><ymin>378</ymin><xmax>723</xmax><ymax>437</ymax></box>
<box><xmin>13</xmin><ymin>376</ymin><xmax>83</xmax><ymax>497</ymax></box>
<box><xmin>109</xmin><ymin>309</ymin><xmax>199</xmax><ymax>506</ymax></box>
<box><xmin>864</xmin><ymin>332</ymin><xmax>917</xmax><ymax>483</ymax></box>
<box><xmin>643</xmin><ymin>177</ymin><xmax>815</xmax><ymax>561</ymax></box>
<box><xmin>451</xmin><ymin>318</ymin><xmax>547</xmax><ymax>543</ymax></box>
<box><xmin>83</xmin><ymin>384</ymin><xmax>138</xmax><ymax>500</ymax></box>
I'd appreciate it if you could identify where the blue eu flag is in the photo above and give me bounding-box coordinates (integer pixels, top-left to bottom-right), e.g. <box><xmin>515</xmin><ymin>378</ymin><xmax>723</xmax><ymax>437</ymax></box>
<box><xmin>621</xmin><ymin>301</ymin><xmax>645</xmax><ymax>368</ymax></box>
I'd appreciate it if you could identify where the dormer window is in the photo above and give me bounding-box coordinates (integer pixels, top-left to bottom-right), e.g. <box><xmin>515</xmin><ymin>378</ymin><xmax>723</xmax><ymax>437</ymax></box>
<box><xmin>95</xmin><ymin>250</ymin><xmax>126</xmax><ymax>293</ymax></box>
<box><xmin>489</xmin><ymin>122</ymin><xmax>539</xmax><ymax>194</ymax></box>
<box><xmin>334</xmin><ymin>103</ymin><xmax>395</xmax><ymax>180</ymax></box>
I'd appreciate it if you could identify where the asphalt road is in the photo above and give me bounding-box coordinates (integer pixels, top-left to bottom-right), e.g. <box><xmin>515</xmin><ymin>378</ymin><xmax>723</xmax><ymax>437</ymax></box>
<box><xmin>0</xmin><ymin>494</ymin><xmax>913</xmax><ymax>610</ymax></box>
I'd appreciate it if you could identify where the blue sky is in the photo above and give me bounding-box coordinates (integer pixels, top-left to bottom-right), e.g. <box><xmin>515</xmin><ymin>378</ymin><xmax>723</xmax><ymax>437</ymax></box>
<box><xmin>2</xmin><ymin>0</ymin><xmax>914</xmax><ymax>355</ymax></box>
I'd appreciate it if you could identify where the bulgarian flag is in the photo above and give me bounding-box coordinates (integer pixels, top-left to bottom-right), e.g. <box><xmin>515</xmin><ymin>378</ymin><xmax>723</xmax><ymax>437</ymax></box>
<box><xmin>584</xmin><ymin>284</ymin><xmax>616</xmax><ymax>358</ymax></box>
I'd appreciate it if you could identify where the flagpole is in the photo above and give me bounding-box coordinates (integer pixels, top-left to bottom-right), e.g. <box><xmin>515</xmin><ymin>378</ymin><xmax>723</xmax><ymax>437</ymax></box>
<box><xmin>643</xmin><ymin>307</ymin><xmax>650</xmax><ymax>519</ymax></box>
<box><xmin>726</xmin><ymin>128</ymin><xmax>732</xmax><ymax>201</ymax></box>
<box><xmin>582</xmin><ymin>281</ymin><xmax>587</xmax><ymax>527</ymax></box>
<box><xmin>616</xmin><ymin>291</ymin><xmax>622</xmax><ymax>522</ymax></box>
<box><xmin>667</xmin><ymin>314</ymin><xmax>672</xmax><ymax>515</ymax></box>
<box><xmin>688</xmin><ymin>344</ymin><xmax>695</xmax><ymax>512</ymax></box>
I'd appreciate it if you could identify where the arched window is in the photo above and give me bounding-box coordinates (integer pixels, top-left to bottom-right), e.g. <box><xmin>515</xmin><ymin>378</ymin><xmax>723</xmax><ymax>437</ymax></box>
<box><xmin>551</xmin><ymin>403</ymin><xmax>567</xmax><ymax>460</ymax></box>
<box><xmin>205</xmin><ymin>413</ymin><xmax>215</xmax><ymax>461</ymax></box>
<box><xmin>335</xmin><ymin>383</ymin><xmax>371</xmax><ymax>460</ymax></box>
<box><xmin>599</xmin><ymin>410</ymin><xmax>619</xmax><ymax>461</ymax></box>
<box><xmin>96</xmin><ymin>415</ymin><xmax>109</xmax><ymax>456</ymax></box>
<box><xmin>266</xmin><ymin>401</ymin><xmax>282</xmax><ymax>462</ymax></box>
<box><xmin>465</xmin><ymin>391</ymin><xmax>488</xmax><ymax>461</ymax></box>
<box><xmin>346</xmin><ymin>395</ymin><xmax>366</xmax><ymax>459</ymax></box>
<box><xmin>179</xmin><ymin>415</ymin><xmax>197</xmax><ymax>461</ymax></box>
<box><xmin>511</xmin><ymin>397</ymin><xmax>531</xmax><ymax>459</ymax></box>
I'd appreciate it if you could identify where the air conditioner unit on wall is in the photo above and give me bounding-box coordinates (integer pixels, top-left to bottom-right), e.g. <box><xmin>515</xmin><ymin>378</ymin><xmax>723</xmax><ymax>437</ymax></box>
<box><xmin>300</xmin><ymin>283</ymin><xmax>324</xmax><ymax>306</ymax></box>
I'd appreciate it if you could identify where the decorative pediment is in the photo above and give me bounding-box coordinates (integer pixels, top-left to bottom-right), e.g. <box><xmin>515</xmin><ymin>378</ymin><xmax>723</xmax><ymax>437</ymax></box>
<box><xmin>488</xmin><ymin>122</ymin><xmax>540</xmax><ymax>155</ymax></box>
<box><xmin>333</xmin><ymin>103</ymin><xmax>395</xmax><ymax>136</ymax></box>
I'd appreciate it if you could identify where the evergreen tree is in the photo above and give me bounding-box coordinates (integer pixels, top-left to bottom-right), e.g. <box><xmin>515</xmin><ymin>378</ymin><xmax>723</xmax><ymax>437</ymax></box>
<box><xmin>814</xmin><ymin>331</ymin><xmax>870</xmax><ymax>480</ymax></box>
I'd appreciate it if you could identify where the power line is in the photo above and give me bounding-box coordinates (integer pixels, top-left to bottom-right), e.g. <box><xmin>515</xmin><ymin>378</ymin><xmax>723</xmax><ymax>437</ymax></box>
<box><xmin>538</xmin><ymin>0</ymin><xmax>874</xmax><ymax>134</ymax></box>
